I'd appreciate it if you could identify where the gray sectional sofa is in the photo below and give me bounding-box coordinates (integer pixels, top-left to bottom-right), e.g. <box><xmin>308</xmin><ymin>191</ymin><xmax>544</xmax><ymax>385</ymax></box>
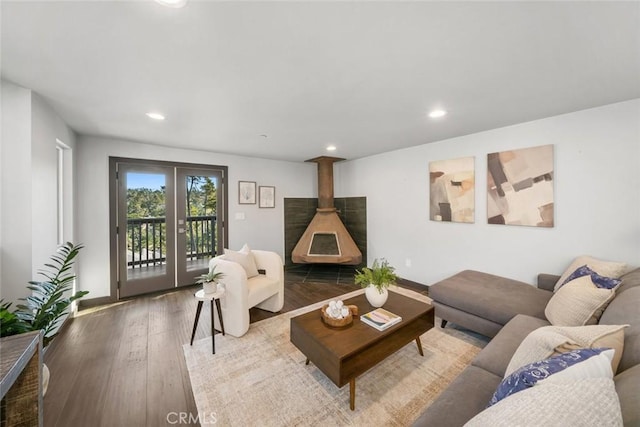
<box><xmin>412</xmin><ymin>267</ymin><xmax>640</xmax><ymax>426</ymax></box>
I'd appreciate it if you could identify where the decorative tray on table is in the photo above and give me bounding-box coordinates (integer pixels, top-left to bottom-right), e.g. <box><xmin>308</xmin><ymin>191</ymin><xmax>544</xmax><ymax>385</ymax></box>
<box><xmin>321</xmin><ymin>303</ymin><xmax>358</xmax><ymax>328</ymax></box>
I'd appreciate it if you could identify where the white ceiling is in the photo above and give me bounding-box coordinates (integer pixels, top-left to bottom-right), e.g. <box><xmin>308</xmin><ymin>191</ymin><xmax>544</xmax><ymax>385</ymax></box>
<box><xmin>2</xmin><ymin>1</ymin><xmax>639</xmax><ymax>162</ymax></box>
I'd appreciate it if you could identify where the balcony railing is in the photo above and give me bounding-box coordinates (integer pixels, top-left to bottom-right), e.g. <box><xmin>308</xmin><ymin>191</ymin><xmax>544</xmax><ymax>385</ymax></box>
<box><xmin>127</xmin><ymin>215</ymin><xmax>217</xmax><ymax>269</ymax></box>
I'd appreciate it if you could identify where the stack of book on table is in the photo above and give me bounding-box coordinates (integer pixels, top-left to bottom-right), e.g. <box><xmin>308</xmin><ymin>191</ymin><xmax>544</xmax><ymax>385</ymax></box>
<box><xmin>360</xmin><ymin>307</ymin><xmax>402</xmax><ymax>331</ymax></box>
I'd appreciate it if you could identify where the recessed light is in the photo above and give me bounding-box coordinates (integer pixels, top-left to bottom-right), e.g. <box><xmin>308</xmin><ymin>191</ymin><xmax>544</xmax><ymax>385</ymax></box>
<box><xmin>428</xmin><ymin>109</ymin><xmax>447</xmax><ymax>119</ymax></box>
<box><xmin>155</xmin><ymin>0</ymin><xmax>188</xmax><ymax>8</ymax></box>
<box><xmin>326</xmin><ymin>145</ymin><xmax>337</xmax><ymax>152</ymax></box>
<box><xmin>146</xmin><ymin>112</ymin><xmax>166</xmax><ymax>121</ymax></box>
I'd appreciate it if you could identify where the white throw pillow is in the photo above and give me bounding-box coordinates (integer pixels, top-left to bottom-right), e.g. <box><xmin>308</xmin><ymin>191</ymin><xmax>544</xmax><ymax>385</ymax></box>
<box><xmin>545</xmin><ymin>275</ymin><xmax>615</xmax><ymax>326</ymax></box>
<box><xmin>224</xmin><ymin>244</ymin><xmax>259</xmax><ymax>278</ymax></box>
<box><xmin>554</xmin><ymin>255</ymin><xmax>628</xmax><ymax>292</ymax></box>
<box><xmin>537</xmin><ymin>349</ymin><xmax>614</xmax><ymax>385</ymax></box>
<box><xmin>491</xmin><ymin>348</ymin><xmax>613</xmax><ymax>406</ymax></box>
<box><xmin>464</xmin><ymin>378</ymin><xmax>623</xmax><ymax>427</ymax></box>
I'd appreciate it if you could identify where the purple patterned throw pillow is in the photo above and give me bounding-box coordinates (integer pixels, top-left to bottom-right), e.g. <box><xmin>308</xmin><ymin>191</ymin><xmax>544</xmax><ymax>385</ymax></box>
<box><xmin>558</xmin><ymin>264</ymin><xmax>622</xmax><ymax>290</ymax></box>
<box><xmin>488</xmin><ymin>348</ymin><xmax>608</xmax><ymax>406</ymax></box>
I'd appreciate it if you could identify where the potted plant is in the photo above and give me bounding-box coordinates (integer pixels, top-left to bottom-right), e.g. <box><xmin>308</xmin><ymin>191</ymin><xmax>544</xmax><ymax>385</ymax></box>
<box><xmin>0</xmin><ymin>300</ymin><xmax>28</xmax><ymax>337</ymax></box>
<box><xmin>354</xmin><ymin>258</ymin><xmax>398</xmax><ymax>307</ymax></box>
<box><xmin>195</xmin><ymin>265</ymin><xmax>225</xmax><ymax>294</ymax></box>
<box><xmin>0</xmin><ymin>241</ymin><xmax>88</xmax><ymax>395</ymax></box>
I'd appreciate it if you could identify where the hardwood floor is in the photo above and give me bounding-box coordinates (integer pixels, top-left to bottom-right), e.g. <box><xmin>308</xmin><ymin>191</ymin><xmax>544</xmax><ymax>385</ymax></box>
<box><xmin>43</xmin><ymin>266</ymin><xmax>428</xmax><ymax>426</ymax></box>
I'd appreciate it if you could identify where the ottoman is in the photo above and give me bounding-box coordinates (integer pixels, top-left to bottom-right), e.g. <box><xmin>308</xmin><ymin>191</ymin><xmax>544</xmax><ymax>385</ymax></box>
<box><xmin>429</xmin><ymin>270</ymin><xmax>553</xmax><ymax>337</ymax></box>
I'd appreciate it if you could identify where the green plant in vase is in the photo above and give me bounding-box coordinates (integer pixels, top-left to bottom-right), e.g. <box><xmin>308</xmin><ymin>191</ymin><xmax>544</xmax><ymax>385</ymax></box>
<box><xmin>195</xmin><ymin>265</ymin><xmax>225</xmax><ymax>294</ymax></box>
<box><xmin>355</xmin><ymin>258</ymin><xmax>398</xmax><ymax>307</ymax></box>
<box><xmin>13</xmin><ymin>242</ymin><xmax>88</xmax><ymax>347</ymax></box>
<box><xmin>0</xmin><ymin>300</ymin><xmax>29</xmax><ymax>337</ymax></box>
<box><xmin>0</xmin><ymin>241</ymin><xmax>88</xmax><ymax>397</ymax></box>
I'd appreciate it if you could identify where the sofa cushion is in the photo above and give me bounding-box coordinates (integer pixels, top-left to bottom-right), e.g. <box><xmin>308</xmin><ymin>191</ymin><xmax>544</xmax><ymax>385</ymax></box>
<box><xmin>489</xmin><ymin>348</ymin><xmax>614</xmax><ymax>406</ymax></box>
<box><xmin>472</xmin><ymin>314</ymin><xmax>549</xmax><ymax>377</ymax></box>
<box><xmin>554</xmin><ymin>255</ymin><xmax>628</xmax><ymax>292</ymax></box>
<box><xmin>599</xmin><ymin>285</ymin><xmax>640</xmax><ymax>373</ymax></box>
<box><xmin>614</xmin><ymin>364</ymin><xmax>640</xmax><ymax>426</ymax></box>
<box><xmin>506</xmin><ymin>324</ymin><xmax>627</xmax><ymax>376</ymax></box>
<box><xmin>553</xmin><ymin>328</ymin><xmax>625</xmax><ymax>375</ymax></box>
<box><xmin>430</xmin><ymin>270</ymin><xmax>552</xmax><ymax>326</ymax></box>
<box><xmin>411</xmin><ymin>365</ymin><xmax>501</xmax><ymax>427</ymax></box>
<box><xmin>545</xmin><ymin>275</ymin><xmax>615</xmax><ymax>326</ymax></box>
<box><xmin>465</xmin><ymin>378</ymin><xmax>622</xmax><ymax>427</ymax></box>
<box><xmin>558</xmin><ymin>264</ymin><xmax>622</xmax><ymax>290</ymax></box>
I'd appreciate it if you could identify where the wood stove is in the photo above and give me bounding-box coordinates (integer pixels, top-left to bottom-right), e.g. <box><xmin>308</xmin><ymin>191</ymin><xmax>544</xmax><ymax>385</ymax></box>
<box><xmin>291</xmin><ymin>156</ymin><xmax>362</xmax><ymax>265</ymax></box>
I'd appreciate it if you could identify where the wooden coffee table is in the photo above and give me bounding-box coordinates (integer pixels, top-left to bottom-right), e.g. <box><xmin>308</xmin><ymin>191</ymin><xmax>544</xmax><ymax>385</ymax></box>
<box><xmin>290</xmin><ymin>291</ymin><xmax>434</xmax><ymax>410</ymax></box>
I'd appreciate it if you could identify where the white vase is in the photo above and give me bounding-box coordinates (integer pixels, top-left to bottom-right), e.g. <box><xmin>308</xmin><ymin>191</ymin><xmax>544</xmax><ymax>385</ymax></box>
<box><xmin>365</xmin><ymin>285</ymin><xmax>388</xmax><ymax>307</ymax></box>
<box><xmin>203</xmin><ymin>281</ymin><xmax>217</xmax><ymax>294</ymax></box>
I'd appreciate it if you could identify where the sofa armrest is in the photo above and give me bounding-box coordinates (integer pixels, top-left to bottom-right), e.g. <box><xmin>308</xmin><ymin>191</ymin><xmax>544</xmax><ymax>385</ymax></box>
<box><xmin>537</xmin><ymin>273</ymin><xmax>560</xmax><ymax>292</ymax></box>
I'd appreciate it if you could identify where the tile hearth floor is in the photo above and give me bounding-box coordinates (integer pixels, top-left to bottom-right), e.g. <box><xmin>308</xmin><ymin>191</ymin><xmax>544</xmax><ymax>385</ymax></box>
<box><xmin>285</xmin><ymin>263</ymin><xmax>359</xmax><ymax>285</ymax></box>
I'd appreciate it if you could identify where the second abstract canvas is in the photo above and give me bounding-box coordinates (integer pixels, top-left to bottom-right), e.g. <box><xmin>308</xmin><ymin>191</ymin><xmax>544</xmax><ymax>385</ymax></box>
<box><xmin>487</xmin><ymin>144</ymin><xmax>554</xmax><ymax>227</ymax></box>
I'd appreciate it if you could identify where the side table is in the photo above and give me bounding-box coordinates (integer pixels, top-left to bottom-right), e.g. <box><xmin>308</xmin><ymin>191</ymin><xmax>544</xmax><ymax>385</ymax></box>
<box><xmin>190</xmin><ymin>288</ymin><xmax>226</xmax><ymax>354</ymax></box>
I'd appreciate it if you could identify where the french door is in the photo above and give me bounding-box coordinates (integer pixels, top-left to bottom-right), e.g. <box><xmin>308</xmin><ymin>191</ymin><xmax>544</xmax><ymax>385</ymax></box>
<box><xmin>111</xmin><ymin>158</ymin><xmax>227</xmax><ymax>299</ymax></box>
<box><xmin>175</xmin><ymin>167</ymin><xmax>225</xmax><ymax>286</ymax></box>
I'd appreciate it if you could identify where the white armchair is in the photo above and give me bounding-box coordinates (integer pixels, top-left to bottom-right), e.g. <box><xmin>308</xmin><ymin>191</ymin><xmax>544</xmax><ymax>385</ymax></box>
<box><xmin>208</xmin><ymin>249</ymin><xmax>284</xmax><ymax>337</ymax></box>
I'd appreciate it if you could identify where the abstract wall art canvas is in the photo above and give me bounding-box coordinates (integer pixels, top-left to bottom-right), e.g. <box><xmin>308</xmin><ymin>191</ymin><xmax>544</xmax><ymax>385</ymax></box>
<box><xmin>429</xmin><ymin>156</ymin><xmax>475</xmax><ymax>223</ymax></box>
<box><xmin>487</xmin><ymin>144</ymin><xmax>554</xmax><ymax>227</ymax></box>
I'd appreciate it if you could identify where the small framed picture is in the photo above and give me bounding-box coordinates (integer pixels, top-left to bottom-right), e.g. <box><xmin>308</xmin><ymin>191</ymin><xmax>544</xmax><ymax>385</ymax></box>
<box><xmin>238</xmin><ymin>181</ymin><xmax>256</xmax><ymax>204</ymax></box>
<box><xmin>259</xmin><ymin>186</ymin><xmax>276</xmax><ymax>208</ymax></box>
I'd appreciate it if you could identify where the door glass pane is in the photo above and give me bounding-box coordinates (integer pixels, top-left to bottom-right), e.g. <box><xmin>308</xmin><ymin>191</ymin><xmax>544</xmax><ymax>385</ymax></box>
<box><xmin>184</xmin><ymin>175</ymin><xmax>218</xmax><ymax>272</ymax></box>
<box><xmin>126</xmin><ymin>172</ymin><xmax>167</xmax><ymax>280</ymax></box>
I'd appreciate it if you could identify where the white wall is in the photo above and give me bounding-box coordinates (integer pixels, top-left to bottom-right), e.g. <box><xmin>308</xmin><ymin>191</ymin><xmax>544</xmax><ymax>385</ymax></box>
<box><xmin>1</xmin><ymin>81</ymin><xmax>32</xmax><ymax>304</ymax></box>
<box><xmin>31</xmin><ymin>93</ymin><xmax>77</xmax><ymax>274</ymax></box>
<box><xmin>336</xmin><ymin>99</ymin><xmax>640</xmax><ymax>286</ymax></box>
<box><xmin>76</xmin><ymin>136</ymin><xmax>317</xmax><ymax>298</ymax></box>
<box><xmin>0</xmin><ymin>80</ymin><xmax>77</xmax><ymax>304</ymax></box>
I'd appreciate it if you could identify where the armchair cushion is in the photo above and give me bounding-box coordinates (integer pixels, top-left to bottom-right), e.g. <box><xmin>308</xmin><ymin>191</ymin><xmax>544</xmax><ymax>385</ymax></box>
<box><xmin>224</xmin><ymin>244</ymin><xmax>259</xmax><ymax>278</ymax></box>
<box><xmin>247</xmin><ymin>275</ymin><xmax>281</xmax><ymax>308</ymax></box>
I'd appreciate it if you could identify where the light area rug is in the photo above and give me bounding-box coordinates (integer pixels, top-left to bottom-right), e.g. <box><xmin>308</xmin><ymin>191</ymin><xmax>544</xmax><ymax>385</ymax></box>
<box><xmin>183</xmin><ymin>287</ymin><xmax>487</xmax><ymax>426</ymax></box>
